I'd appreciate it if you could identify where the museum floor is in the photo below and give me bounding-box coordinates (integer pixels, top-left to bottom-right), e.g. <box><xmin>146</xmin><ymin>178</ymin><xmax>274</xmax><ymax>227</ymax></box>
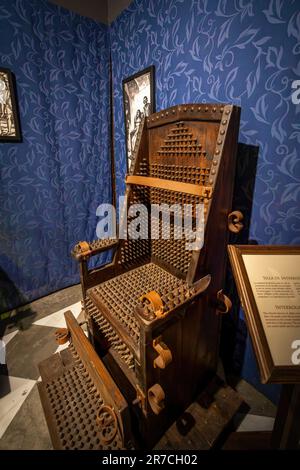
<box><xmin>0</xmin><ymin>285</ymin><xmax>276</xmax><ymax>450</ymax></box>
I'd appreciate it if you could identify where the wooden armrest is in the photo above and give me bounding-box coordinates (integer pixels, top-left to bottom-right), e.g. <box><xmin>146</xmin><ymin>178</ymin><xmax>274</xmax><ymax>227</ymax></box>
<box><xmin>72</xmin><ymin>238</ymin><xmax>119</xmax><ymax>260</ymax></box>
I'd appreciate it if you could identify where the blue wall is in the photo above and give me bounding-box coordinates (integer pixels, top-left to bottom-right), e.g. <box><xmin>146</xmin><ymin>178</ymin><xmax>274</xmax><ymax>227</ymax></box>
<box><xmin>110</xmin><ymin>0</ymin><xmax>300</xmax><ymax>401</ymax></box>
<box><xmin>0</xmin><ymin>0</ymin><xmax>111</xmax><ymax>312</ymax></box>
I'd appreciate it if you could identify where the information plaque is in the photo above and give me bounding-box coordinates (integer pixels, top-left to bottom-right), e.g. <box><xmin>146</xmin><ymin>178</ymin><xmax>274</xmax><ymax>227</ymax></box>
<box><xmin>228</xmin><ymin>245</ymin><xmax>300</xmax><ymax>384</ymax></box>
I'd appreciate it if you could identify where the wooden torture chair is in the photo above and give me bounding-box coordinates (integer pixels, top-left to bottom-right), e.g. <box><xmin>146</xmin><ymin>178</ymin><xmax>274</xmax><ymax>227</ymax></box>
<box><xmin>38</xmin><ymin>103</ymin><xmax>242</xmax><ymax>449</ymax></box>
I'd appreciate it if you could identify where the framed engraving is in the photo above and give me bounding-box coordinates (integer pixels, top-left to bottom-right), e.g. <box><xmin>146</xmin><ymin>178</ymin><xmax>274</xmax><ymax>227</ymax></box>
<box><xmin>0</xmin><ymin>68</ymin><xmax>21</xmax><ymax>141</ymax></box>
<box><xmin>228</xmin><ymin>245</ymin><xmax>300</xmax><ymax>384</ymax></box>
<box><xmin>122</xmin><ymin>66</ymin><xmax>155</xmax><ymax>171</ymax></box>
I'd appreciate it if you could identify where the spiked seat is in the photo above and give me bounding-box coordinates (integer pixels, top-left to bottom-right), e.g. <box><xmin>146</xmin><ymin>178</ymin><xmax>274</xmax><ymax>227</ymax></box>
<box><xmin>85</xmin><ymin>262</ymin><xmax>207</xmax><ymax>367</ymax></box>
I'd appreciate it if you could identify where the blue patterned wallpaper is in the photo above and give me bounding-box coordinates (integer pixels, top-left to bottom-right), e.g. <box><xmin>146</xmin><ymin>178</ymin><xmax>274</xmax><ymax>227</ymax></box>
<box><xmin>110</xmin><ymin>0</ymin><xmax>300</xmax><ymax>401</ymax></box>
<box><xmin>0</xmin><ymin>0</ymin><xmax>111</xmax><ymax>312</ymax></box>
<box><xmin>111</xmin><ymin>0</ymin><xmax>300</xmax><ymax>246</ymax></box>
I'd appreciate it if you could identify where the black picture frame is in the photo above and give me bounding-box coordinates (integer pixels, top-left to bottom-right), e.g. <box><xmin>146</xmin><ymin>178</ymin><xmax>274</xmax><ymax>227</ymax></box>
<box><xmin>122</xmin><ymin>65</ymin><xmax>155</xmax><ymax>171</ymax></box>
<box><xmin>0</xmin><ymin>67</ymin><xmax>21</xmax><ymax>142</ymax></box>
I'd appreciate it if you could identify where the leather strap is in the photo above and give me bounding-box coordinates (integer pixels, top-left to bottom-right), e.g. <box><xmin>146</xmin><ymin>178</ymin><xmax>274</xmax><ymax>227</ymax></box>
<box><xmin>78</xmin><ymin>241</ymin><xmax>90</xmax><ymax>253</ymax></box>
<box><xmin>140</xmin><ymin>291</ymin><xmax>164</xmax><ymax>317</ymax></box>
<box><xmin>96</xmin><ymin>405</ymin><xmax>118</xmax><ymax>445</ymax></box>
<box><xmin>126</xmin><ymin>175</ymin><xmax>212</xmax><ymax>198</ymax></box>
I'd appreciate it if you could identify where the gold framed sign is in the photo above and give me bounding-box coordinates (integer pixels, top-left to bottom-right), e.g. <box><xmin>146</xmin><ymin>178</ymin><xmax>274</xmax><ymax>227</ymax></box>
<box><xmin>228</xmin><ymin>245</ymin><xmax>300</xmax><ymax>384</ymax></box>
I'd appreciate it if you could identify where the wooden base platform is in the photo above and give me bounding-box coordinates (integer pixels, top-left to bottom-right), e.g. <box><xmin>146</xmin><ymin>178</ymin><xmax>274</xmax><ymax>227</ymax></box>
<box><xmin>222</xmin><ymin>431</ymin><xmax>272</xmax><ymax>450</ymax></box>
<box><xmin>155</xmin><ymin>376</ymin><xmax>244</xmax><ymax>450</ymax></box>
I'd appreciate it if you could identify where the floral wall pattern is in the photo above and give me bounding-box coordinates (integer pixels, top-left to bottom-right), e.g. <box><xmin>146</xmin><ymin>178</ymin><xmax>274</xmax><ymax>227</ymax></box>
<box><xmin>110</xmin><ymin>0</ymin><xmax>300</xmax><ymax>400</ymax></box>
<box><xmin>0</xmin><ymin>0</ymin><xmax>111</xmax><ymax>312</ymax></box>
<box><xmin>111</xmin><ymin>0</ymin><xmax>300</xmax><ymax>238</ymax></box>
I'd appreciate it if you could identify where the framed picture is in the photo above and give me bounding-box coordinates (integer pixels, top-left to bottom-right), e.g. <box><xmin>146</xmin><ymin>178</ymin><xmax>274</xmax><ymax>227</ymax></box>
<box><xmin>122</xmin><ymin>66</ymin><xmax>155</xmax><ymax>171</ymax></box>
<box><xmin>228</xmin><ymin>244</ymin><xmax>300</xmax><ymax>384</ymax></box>
<box><xmin>0</xmin><ymin>67</ymin><xmax>21</xmax><ymax>142</ymax></box>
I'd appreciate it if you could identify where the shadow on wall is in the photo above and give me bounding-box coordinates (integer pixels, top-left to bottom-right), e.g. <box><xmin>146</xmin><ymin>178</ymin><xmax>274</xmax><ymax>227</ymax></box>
<box><xmin>221</xmin><ymin>143</ymin><xmax>281</xmax><ymax>404</ymax></box>
<box><xmin>0</xmin><ymin>265</ymin><xmax>36</xmax><ymax>338</ymax></box>
<box><xmin>220</xmin><ymin>142</ymin><xmax>258</xmax><ymax>383</ymax></box>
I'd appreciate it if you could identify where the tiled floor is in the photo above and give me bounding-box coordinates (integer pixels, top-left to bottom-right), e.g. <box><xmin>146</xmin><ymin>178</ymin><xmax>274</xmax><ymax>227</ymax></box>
<box><xmin>0</xmin><ymin>284</ymin><xmax>82</xmax><ymax>449</ymax></box>
<box><xmin>0</xmin><ymin>284</ymin><xmax>277</xmax><ymax>450</ymax></box>
<box><xmin>0</xmin><ymin>376</ymin><xmax>36</xmax><ymax>439</ymax></box>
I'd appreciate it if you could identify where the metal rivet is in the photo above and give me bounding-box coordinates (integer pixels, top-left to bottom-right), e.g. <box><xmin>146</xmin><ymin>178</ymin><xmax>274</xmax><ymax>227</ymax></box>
<box><xmin>213</xmin><ymin>160</ymin><xmax>218</xmax><ymax>166</ymax></box>
<box><xmin>191</xmin><ymin>107</ymin><xmax>194</xmax><ymax>111</ymax></box>
<box><xmin>161</xmin><ymin>113</ymin><xmax>164</xmax><ymax>117</ymax></box>
<box><xmin>215</xmin><ymin>150</ymin><xmax>220</xmax><ymax>155</ymax></box>
<box><xmin>220</xmin><ymin>107</ymin><xmax>224</xmax><ymax>112</ymax></box>
<box><xmin>184</xmin><ymin>107</ymin><xmax>187</xmax><ymax>112</ymax></box>
<box><xmin>172</xmin><ymin>109</ymin><xmax>175</xmax><ymax>114</ymax></box>
<box><xmin>156</xmin><ymin>115</ymin><xmax>159</xmax><ymax>119</ymax></box>
<box><xmin>222</xmin><ymin>120</ymin><xmax>227</xmax><ymax>125</ymax></box>
<box><xmin>211</xmin><ymin>169</ymin><xmax>216</xmax><ymax>175</ymax></box>
<box><xmin>220</xmin><ymin>130</ymin><xmax>225</xmax><ymax>135</ymax></box>
<box><xmin>217</xmin><ymin>139</ymin><xmax>222</xmax><ymax>145</ymax></box>
<box><xmin>209</xmin><ymin>178</ymin><xmax>213</xmax><ymax>184</ymax></box>
<box><xmin>198</xmin><ymin>106</ymin><xmax>201</xmax><ymax>111</ymax></box>
<box><xmin>213</xmin><ymin>107</ymin><xmax>216</xmax><ymax>112</ymax></box>
<box><xmin>205</xmin><ymin>106</ymin><xmax>208</xmax><ymax>111</ymax></box>
<box><xmin>226</xmin><ymin>110</ymin><xmax>230</xmax><ymax>115</ymax></box>
<box><xmin>166</xmin><ymin>112</ymin><xmax>169</xmax><ymax>116</ymax></box>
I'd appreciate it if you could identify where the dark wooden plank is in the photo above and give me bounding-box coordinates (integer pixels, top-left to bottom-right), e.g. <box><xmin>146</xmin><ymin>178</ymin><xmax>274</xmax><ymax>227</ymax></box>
<box><xmin>102</xmin><ymin>349</ymin><xmax>137</xmax><ymax>402</ymax></box>
<box><xmin>106</xmin><ymin>347</ymin><xmax>137</xmax><ymax>390</ymax></box>
<box><xmin>272</xmin><ymin>384</ymin><xmax>300</xmax><ymax>449</ymax></box>
<box><xmin>155</xmin><ymin>377</ymin><xmax>244</xmax><ymax>450</ymax></box>
<box><xmin>222</xmin><ymin>431</ymin><xmax>272</xmax><ymax>450</ymax></box>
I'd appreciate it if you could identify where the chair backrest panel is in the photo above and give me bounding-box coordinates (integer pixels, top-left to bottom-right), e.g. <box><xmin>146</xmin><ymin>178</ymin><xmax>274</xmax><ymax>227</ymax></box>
<box><xmin>146</xmin><ymin>119</ymin><xmax>215</xmax><ymax>277</ymax></box>
<box><xmin>148</xmin><ymin>120</ymin><xmax>219</xmax><ymax>170</ymax></box>
<box><xmin>149</xmin><ymin>163</ymin><xmax>209</xmax><ymax>185</ymax></box>
<box><xmin>117</xmin><ymin>103</ymin><xmax>240</xmax><ymax>281</ymax></box>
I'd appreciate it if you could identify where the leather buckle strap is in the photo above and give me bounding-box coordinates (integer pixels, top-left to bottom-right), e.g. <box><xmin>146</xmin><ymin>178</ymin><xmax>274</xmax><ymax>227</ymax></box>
<box><xmin>139</xmin><ymin>290</ymin><xmax>164</xmax><ymax>318</ymax></box>
<box><xmin>77</xmin><ymin>241</ymin><xmax>91</xmax><ymax>257</ymax></box>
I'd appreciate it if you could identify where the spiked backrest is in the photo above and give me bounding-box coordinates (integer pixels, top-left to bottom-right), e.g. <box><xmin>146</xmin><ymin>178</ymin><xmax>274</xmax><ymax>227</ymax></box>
<box><xmin>116</xmin><ymin>103</ymin><xmax>240</xmax><ymax>283</ymax></box>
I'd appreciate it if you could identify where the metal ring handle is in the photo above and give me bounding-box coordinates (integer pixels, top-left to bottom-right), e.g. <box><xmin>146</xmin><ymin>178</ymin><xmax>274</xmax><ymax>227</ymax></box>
<box><xmin>96</xmin><ymin>405</ymin><xmax>118</xmax><ymax>445</ymax></box>
<box><xmin>228</xmin><ymin>210</ymin><xmax>244</xmax><ymax>233</ymax></box>
<box><xmin>54</xmin><ymin>328</ymin><xmax>69</xmax><ymax>345</ymax></box>
<box><xmin>216</xmin><ymin>290</ymin><xmax>232</xmax><ymax>314</ymax></box>
<box><xmin>148</xmin><ymin>383</ymin><xmax>165</xmax><ymax>415</ymax></box>
<box><xmin>139</xmin><ymin>291</ymin><xmax>164</xmax><ymax>317</ymax></box>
